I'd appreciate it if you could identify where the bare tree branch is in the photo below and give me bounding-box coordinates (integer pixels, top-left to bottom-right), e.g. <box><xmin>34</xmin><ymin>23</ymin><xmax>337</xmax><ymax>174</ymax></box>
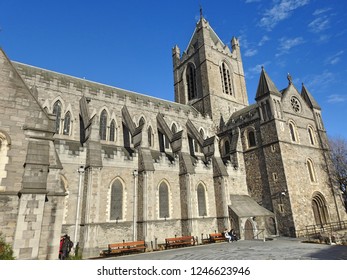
<box><xmin>329</xmin><ymin>136</ymin><xmax>347</xmax><ymax>211</ymax></box>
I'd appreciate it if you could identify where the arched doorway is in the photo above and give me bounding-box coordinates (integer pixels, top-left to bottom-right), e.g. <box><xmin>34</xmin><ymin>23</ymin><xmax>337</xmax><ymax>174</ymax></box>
<box><xmin>312</xmin><ymin>193</ymin><xmax>329</xmax><ymax>227</ymax></box>
<box><xmin>266</xmin><ymin>217</ymin><xmax>277</xmax><ymax>235</ymax></box>
<box><xmin>244</xmin><ymin>219</ymin><xmax>254</xmax><ymax>240</ymax></box>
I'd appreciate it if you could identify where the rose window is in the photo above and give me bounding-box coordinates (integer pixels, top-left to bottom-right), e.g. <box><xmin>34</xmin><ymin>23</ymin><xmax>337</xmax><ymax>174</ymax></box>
<box><xmin>290</xmin><ymin>97</ymin><xmax>301</xmax><ymax>113</ymax></box>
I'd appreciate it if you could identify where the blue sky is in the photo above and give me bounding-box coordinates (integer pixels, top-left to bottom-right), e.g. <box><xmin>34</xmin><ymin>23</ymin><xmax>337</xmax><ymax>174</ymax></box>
<box><xmin>1</xmin><ymin>0</ymin><xmax>346</xmax><ymax>139</ymax></box>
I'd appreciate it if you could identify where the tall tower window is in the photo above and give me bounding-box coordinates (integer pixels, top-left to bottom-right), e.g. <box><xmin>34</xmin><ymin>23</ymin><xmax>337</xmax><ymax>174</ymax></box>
<box><xmin>307</xmin><ymin>158</ymin><xmax>317</xmax><ymax>183</ymax></box>
<box><xmin>186</xmin><ymin>63</ymin><xmax>197</xmax><ymax>100</ymax></box>
<box><xmin>53</xmin><ymin>100</ymin><xmax>62</xmax><ymax>134</ymax></box>
<box><xmin>308</xmin><ymin>126</ymin><xmax>315</xmax><ymax>145</ymax></box>
<box><xmin>159</xmin><ymin>182</ymin><xmax>169</xmax><ymax>218</ymax></box>
<box><xmin>100</xmin><ymin>110</ymin><xmax>108</xmax><ymax>140</ymax></box>
<box><xmin>220</xmin><ymin>62</ymin><xmax>232</xmax><ymax>95</ymax></box>
<box><xmin>289</xmin><ymin>121</ymin><xmax>298</xmax><ymax>142</ymax></box>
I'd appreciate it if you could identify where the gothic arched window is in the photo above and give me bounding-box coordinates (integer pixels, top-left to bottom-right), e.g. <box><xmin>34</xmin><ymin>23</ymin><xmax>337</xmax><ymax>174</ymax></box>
<box><xmin>289</xmin><ymin>121</ymin><xmax>298</xmax><ymax>142</ymax></box>
<box><xmin>224</xmin><ymin>139</ymin><xmax>230</xmax><ymax>156</ymax></box>
<box><xmin>148</xmin><ymin>126</ymin><xmax>153</xmax><ymax>147</ymax></box>
<box><xmin>159</xmin><ymin>182</ymin><xmax>169</xmax><ymax>218</ymax></box>
<box><xmin>53</xmin><ymin>100</ymin><xmax>62</xmax><ymax>134</ymax></box>
<box><xmin>100</xmin><ymin>110</ymin><xmax>107</xmax><ymax>141</ymax></box>
<box><xmin>63</xmin><ymin>111</ymin><xmax>71</xmax><ymax>135</ymax></box>
<box><xmin>308</xmin><ymin>126</ymin><xmax>315</xmax><ymax>145</ymax></box>
<box><xmin>186</xmin><ymin>63</ymin><xmax>197</xmax><ymax>100</ymax></box>
<box><xmin>110</xmin><ymin>179</ymin><xmax>123</xmax><ymax>221</ymax></box>
<box><xmin>109</xmin><ymin>120</ymin><xmax>116</xmax><ymax>142</ymax></box>
<box><xmin>0</xmin><ymin>133</ymin><xmax>10</xmax><ymax>189</ymax></box>
<box><xmin>307</xmin><ymin>159</ymin><xmax>317</xmax><ymax>183</ymax></box>
<box><xmin>248</xmin><ymin>130</ymin><xmax>256</xmax><ymax>148</ymax></box>
<box><xmin>197</xmin><ymin>184</ymin><xmax>207</xmax><ymax>217</ymax></box>
<box><xmin>220</xmin><ymin>62</ymin><xmax>232</xmax><ymax>95</ymax></box>
<box><xmin>139</xmin><ymin>117</ymin><xmax>145</xmax><ymax>127</ymax></box>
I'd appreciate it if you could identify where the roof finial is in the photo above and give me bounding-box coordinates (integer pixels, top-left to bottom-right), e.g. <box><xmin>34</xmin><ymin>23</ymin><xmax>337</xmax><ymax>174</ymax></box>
<box><xmin>200</xmin><ymin>5</ymin><xmax>203</xmax><ymax>18</ymax></box>
<box><xmin>287</xmin><ymin>73</ymin><xmax>292</xmax><ymax>84</ymax></box>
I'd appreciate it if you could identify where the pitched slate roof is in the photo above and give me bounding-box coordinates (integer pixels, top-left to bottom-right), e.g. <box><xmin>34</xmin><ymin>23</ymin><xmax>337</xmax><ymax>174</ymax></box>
<box><xmin>229</xmin><ymin>195</ymin><xmax>275</xmax><ymax>218</ymax></box>
<box><xmin>185</xmin><ymin>16</ymin><xmax>226</xmax><ymax>52</ymax></box>
<box><xmin>255</xmin><ymin>67</ymin><xmax>281</xmax><ymax>100</ymax></box>
<box><xmin>12</xmin><ymin>61</ymin><xmax>198</xmax><ymax>115</ymax></box>
<box><xmin>301</xmin><ymin>83</ymin><xmax>321</xmax><ymax>110</ymax></box>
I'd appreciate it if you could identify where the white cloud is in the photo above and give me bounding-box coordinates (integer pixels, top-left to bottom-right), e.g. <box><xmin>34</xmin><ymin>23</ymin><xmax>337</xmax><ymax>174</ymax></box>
<box><xmin>308</xmin><ymin>16</ymin><xmax>330</xmax><ymax>33</ymax></box>
<box><xmin>245</xmin><ymin>0</ymin><xmax>261</xmax><ymax>3</ymax></box>
<box><xmin>309</xmin><ymin>7</ymin><xmax>332</xmax><ymax>34</ymax></box>
<box><xmin>317</xmin><ymin>34</ymin><xmax>330</xmax><ymax>43</ymax></box>
<box><xmin>259</xmin><ymin>0</ymin><xmax>310</xmax><ymax>30</ymax></box>
<box><xmin>304</xmin><ymin>71</ymin><xmax>335</xmax><ymax>91</ymax></box>
<box><xmin>325</xmin><ymin>51</ymin><xmax>344</xmax><ymax>65</ymax></box>
<box><xmin>258</xmin><ymin>35</ymin><xmax>270</xmax><ymax>46</ymax></box>
<box><xmin>246</xmin><ymin>62</ymin><xmax>270</xmax><ymax>79</ymax></box>
<box><xmin>327</xmin><ymin>94</ymin><xmax>347</xmax><ymax>104</ymax></box>
<box><xmin>313</xmin><ymin>8</ymin><xmax>332</xmax><ymax>16</ymax></box>
<box><xmin>276</xmin><ymin>37</ymin><xmax>305</xmax><ymax>56</ymax></box>
<box><xmin>244</xmin><ymin>48</ymin><xmax>258</xmax><ymax>57</ymax></box>
<box><xmin>248</xmin><ymin>64</ymin><xmax>264</xmax><ymax>75</ymax></box>
<box><xmin>238</xmin><ymin>34</ymin><xmax>249</xmax><ymax>49</ymax></box>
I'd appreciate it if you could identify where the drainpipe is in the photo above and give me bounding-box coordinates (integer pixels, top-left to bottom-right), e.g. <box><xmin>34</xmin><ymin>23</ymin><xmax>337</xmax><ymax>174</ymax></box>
<box><xmin>74</xmin><ymin>166</ymin><xmax>84</xmax><ymax>249</ymax></box>
<box><xmin>133</xmin><ymin>169</ymin><xmax>138</xmax><ymax>241</ymax></box>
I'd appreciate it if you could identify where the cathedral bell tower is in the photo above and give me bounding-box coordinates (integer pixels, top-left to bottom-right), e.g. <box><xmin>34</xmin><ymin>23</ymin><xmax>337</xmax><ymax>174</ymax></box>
<box><xmin>172</xmin><ymin>14</ymin><xmax>249</xmax><ymax>127</ymax></box>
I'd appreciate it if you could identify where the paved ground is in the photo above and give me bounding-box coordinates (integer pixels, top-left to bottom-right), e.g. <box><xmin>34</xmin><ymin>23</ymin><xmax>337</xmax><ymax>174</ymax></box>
<box><xmin>104</xmin><ymin>237</ymin><xmax>347</xmax><ymax>260</ymax></box>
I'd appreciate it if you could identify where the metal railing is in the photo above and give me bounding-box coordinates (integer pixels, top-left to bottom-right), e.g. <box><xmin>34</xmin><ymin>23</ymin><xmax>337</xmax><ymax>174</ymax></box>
<box><xmin>253</xmin><ymin>229</ymin><xmax>266</xmax><ymax>241</ymax></box>
<box><xmin>296</xmin><ymin>220</ymin><xmax>347</xmax><ymax>237</ymax></box>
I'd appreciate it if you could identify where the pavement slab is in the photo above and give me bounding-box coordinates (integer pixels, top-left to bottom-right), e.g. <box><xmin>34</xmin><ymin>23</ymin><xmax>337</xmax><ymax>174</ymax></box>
<box><xmin>103</xmin><ymin>237</ymin><xmax>347</xmax><ymax>260</ymax></box>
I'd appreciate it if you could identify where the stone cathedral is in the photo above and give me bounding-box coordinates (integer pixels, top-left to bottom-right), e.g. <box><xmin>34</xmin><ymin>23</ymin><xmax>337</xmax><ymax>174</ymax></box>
<box><xmin>0</xmin><ymin>15</ymin><xmax>346</xmax><ymax>260</ymax></box>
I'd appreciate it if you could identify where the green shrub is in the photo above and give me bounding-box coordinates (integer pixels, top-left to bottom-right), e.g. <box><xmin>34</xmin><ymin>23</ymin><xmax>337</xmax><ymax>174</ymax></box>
<box><xmin>66</xmin><ymin>253</ymin><xmax>83</xmax><ymax>260</ymax></box>
<box><xmin>0</xmin><ymin>233</ymin><xmax>15</xmax><ymax>260</ymax></box>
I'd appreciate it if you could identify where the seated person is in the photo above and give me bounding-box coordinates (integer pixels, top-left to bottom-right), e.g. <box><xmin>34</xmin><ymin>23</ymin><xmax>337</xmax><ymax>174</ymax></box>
<box><xmin>228</xmin><ymin>229</ymin><xmax>238</xmax><ymax>242</ymax></box>
<box><xmin>223</xmin><ymin>229</ymin><xmax>232</xmax><ymax>243</ymax></box>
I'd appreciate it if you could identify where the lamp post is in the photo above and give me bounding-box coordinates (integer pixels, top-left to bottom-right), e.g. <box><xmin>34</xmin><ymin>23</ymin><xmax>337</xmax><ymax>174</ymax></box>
<box><xmin>132</xmin><ymin>170</ymin><xmax>138</xmax><ymax>241</ymax></box>
<box><xmin>74</xmin><ymin>166</ymin><xmax>84</xmax><ymax>251</ymax></box>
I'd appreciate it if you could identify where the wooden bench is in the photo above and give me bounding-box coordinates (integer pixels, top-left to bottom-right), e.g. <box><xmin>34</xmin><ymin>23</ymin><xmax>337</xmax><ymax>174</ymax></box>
<box><xmin>165</xmin><ymin>236</ymin><xmax>195</xmax><ymax>249</ymax></box>
<box><xmin>209</xmin><ymin>233</ymin><xmax>228</xmax><ymax>243</ymax></box>
<box><xmin>101</xmin><ymin>240</ymin><xmax>146</xmax><ymax>256</ymax></box>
